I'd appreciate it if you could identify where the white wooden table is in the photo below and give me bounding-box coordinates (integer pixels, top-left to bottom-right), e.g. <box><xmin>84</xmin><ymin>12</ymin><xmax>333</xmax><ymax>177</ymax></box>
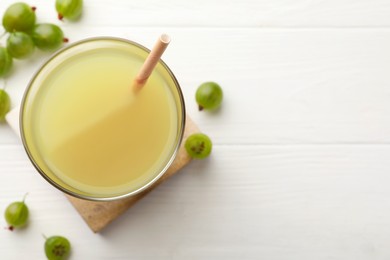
<box><xmin>1</xmin><ymin>0</ymin><xmax>390</xmax><ymax>259</ymax></box>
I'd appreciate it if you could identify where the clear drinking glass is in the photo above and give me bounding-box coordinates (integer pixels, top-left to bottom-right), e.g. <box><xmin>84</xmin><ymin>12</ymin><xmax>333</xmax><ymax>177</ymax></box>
<box><xmin>20</xmin><ymin>37</ymin><xmax>186</xmax><ymax>201</ymax></box>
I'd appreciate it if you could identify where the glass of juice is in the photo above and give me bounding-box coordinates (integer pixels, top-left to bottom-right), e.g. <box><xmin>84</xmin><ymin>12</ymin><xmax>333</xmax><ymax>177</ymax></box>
<box><xmin>20</xmin><ymin>37</ymin><xmax>186</xmax><ymax>201</ymax></box>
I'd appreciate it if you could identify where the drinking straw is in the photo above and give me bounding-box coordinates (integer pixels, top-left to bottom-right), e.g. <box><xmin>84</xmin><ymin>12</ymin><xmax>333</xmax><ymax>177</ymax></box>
<box><xmin>133</xmin><ymin>34</ymin><xmax>171</xmax><ymax>92</ymax></box>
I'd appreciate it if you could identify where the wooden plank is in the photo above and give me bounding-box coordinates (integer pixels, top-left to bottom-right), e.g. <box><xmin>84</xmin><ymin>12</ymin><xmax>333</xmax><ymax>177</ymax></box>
<box><xmin>1</xmin><ymin>144</ymin><xmax>390</xmax><ymax>258</ymax></box>
<box><xmin>1</xmin><ymin>0</ymin><xmax>390</xmax><ymax>27</ymax></box>
<box><xmin>2</xmin><ymin>28</ymin><xmax>390</xmax><ymax>145</ymax></box>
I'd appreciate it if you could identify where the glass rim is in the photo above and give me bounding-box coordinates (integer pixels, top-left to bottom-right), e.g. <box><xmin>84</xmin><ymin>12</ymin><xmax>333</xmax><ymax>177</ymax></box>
<box><xmin>19</xmin><ymin>36</ymin><xmax>186</xmax><ymax>201</ymax></box>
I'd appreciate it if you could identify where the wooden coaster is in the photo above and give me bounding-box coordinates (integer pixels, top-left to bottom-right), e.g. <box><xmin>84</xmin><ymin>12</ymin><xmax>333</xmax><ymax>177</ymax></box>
<box><xmin>66</xmin><ymin>116</ymin><xmax>199</xmax><ymax>232</ymax></box>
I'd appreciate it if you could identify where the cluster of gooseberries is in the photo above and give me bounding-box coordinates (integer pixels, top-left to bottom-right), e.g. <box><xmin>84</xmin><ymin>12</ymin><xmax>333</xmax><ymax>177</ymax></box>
<box><xmin>0</xmin><ymin>0</ymin><xmax>83</xmax><ymax>123</ymax></box>
<box><xmin>4</xmin><ymin>194</ymin><xmax>71</xmax><ymax>259</ymax></box>
<box><xmin>1</xmin><ymin>2</ymin><xmax>71</xmax><ymax>74</ymax></box>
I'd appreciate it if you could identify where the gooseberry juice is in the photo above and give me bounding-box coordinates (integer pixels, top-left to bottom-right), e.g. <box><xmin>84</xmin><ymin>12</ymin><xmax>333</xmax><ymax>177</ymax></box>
<box><xmin>21</xmin><ymin>38</ymin><xmax>185</xmax><ymax>199</ymax></box>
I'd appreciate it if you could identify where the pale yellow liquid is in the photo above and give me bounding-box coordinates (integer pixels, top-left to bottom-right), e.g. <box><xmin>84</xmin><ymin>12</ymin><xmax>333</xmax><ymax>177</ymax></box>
<box><xmin>23</xmin><ymin>41</ymin><xmax>180</xmax><ymax>197</ymax></box>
